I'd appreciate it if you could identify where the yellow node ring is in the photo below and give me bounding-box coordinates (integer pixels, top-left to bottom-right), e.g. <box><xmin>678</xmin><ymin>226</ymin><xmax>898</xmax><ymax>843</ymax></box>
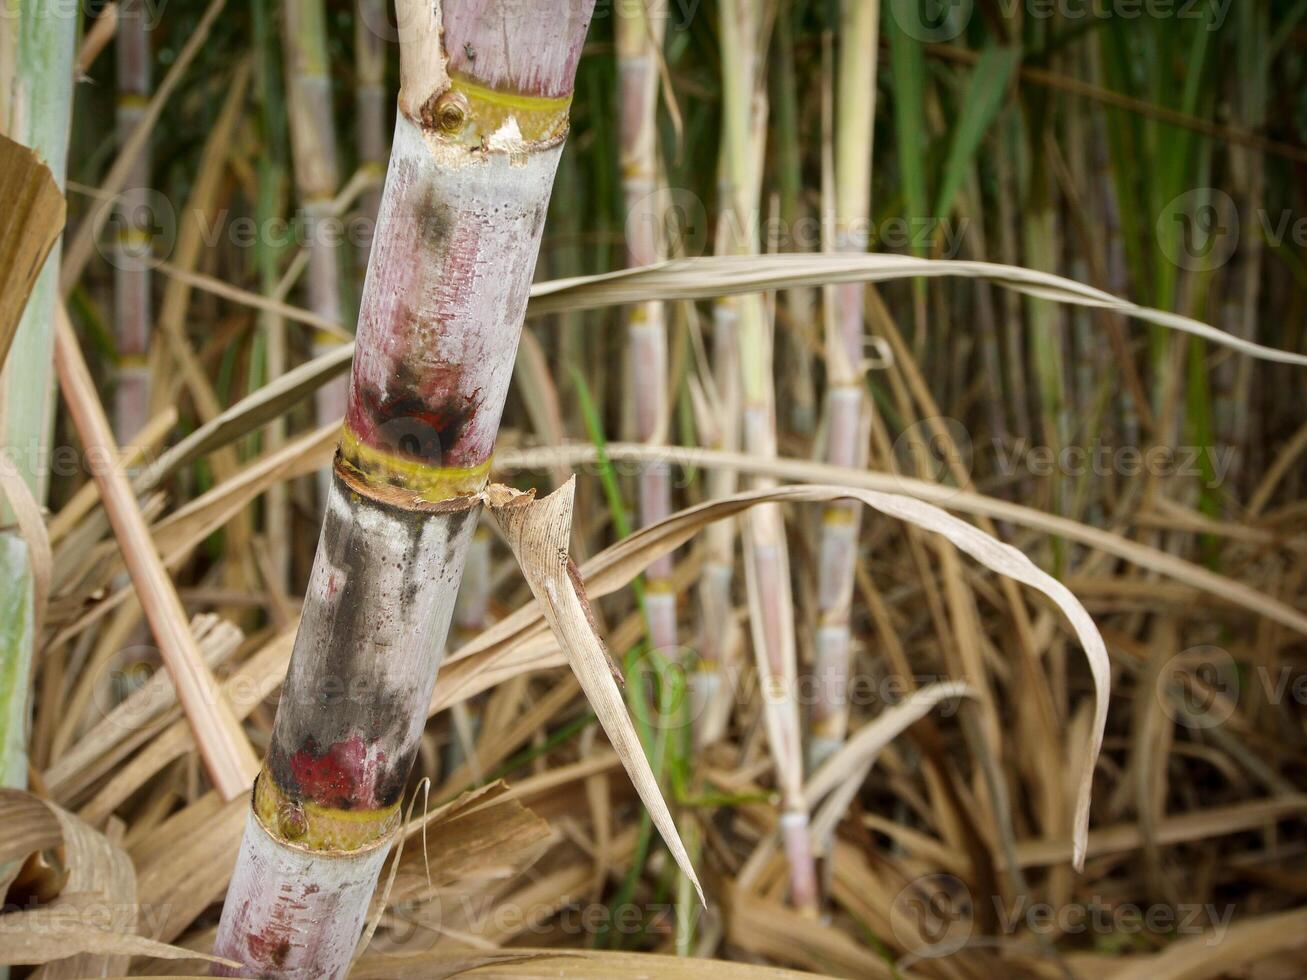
<box><xmin>338</xmin><ymin>423</ymin><xmax>491</xmax><ymax>504</ymax></box>
<box><xmin>450</xmin><ymin>73</ymin><xmax>573</xmax><ymax>143</ymax></box>
<box><xmin>254</xmin><ymin>768</ymin><xmax>400</xmax><ymax>853</ymax></box>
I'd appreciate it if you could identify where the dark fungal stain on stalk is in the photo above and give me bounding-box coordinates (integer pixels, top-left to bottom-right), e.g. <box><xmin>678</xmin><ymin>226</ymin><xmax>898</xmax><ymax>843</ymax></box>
<box><xmin>265</xmin><ymin>473</ymin><xmax>477</xmax><ymax>812</ymax></box>
<box><xmin>345</xmin><ymin>184</ymin><xmax>493</xmax><ymax>471</ymax></box>
<box><xmin>352</xmin><ymin>370</ymin><xmax>480</xmax><ymax>468</ymax></box>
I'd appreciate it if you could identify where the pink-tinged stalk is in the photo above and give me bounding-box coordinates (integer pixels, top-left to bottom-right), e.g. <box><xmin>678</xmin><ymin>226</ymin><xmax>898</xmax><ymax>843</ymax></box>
<box><xmin>212</xmin><ymin>3</ymin><xmax>596</xmax><ymax>977</ymax></box>
<box><xmin>617</xmin><ymin>0</ymin><xmax>676</xmax><ymax>658</ymax></box>
<box><xmin>693</xmin><ymin>294</ymin><xmax>741</xmax><ymax>747</ymax></box>
<box><xmin>113</xmin><ymin>0</ymin><xmax>152</xmax><ymax>442</ymax></box>
<box><xmin>717</xmin><ymin>0</ymin><xmax>817</xmax><ymax>915</ymax></box>
<box><xmin>809</xmin><ymin>0</ymin><xmax>878</xmax><ymax>772</ymax></box>
<box><xmin>284</xmin><ymin>0</ymin><xmax>347</xmax><ymax>483</ymax></box>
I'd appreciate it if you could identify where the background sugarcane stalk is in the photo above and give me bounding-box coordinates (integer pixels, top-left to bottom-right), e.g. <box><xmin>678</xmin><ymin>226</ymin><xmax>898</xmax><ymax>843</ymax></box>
<box><xmin>617</xmin><ymin>0</ymin><xmax>675</xmax><ymax>657</ymax></box>
<box><xmin>252</xmin><ymin>0</ymin><xmax>292</xmax><ymax>590</ymax></box>
<box><xmin>773</xmin><ymin>2</ymin><xmax>817</xmax><ymax>437</ymax></box>
<box><xmin>283</xmin><ymin>0</ymin><xmax>347</xmax><ymax>492</ymax></box>
<box><xmin>718</xmin><ymin>0</ymin><xmax>817</xmax><ymax>915</ymax></box>
<box><xmin>808</xmin><ymin>0</ymin><xmax>878</xmax><ymax>772</ymax></box>
<box><xmin>447</xmin><ymin>525</ymin><xmax>491</xmax><ymax>777</ymax></box>
<box><xmin>112</xmin><ymin>0</ymin><xmax>152</xmax><ymax>443</ymax></box>
<box><xmin>213</xmin><ymin>2</ymin><xmax>597</xmax><ymax>975</ymax></box>
<box><xmin>0</xmin><ymin>0</ymin><xmax>75</xmax><ymax>789</ymax></box>
<box><xmin>355</xmin><ymin>0</ymin><xmax>388</xmax><ymax>266</ymax></box>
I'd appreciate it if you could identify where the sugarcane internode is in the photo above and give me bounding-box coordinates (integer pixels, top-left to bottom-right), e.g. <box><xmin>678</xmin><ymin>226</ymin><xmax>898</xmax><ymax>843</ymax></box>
<box><xmin>213</xmin><ymin>2</ymin><xmax>596</xmax><ymax>976</ymax></box>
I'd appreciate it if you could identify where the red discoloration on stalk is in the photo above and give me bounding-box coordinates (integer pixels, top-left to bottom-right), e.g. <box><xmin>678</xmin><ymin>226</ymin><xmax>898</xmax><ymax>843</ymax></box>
<box><xmin>241</xmin><ymin>889</ymin><xmax>300</xmax><ymax>972</ymax></box>
<box><xmin>345</xmin><ymin>202</ymin><xmax>494</xmax><ymax>470</ymax></box>
<box><xmin>444</xmin><ymin>0</ymin><xmax>593</xmax><ymax>99</ymax></box>
<box><xmin>287</xmin><ymin>735</ymin><xmax>388</xmax><ymax>810</ymax></box>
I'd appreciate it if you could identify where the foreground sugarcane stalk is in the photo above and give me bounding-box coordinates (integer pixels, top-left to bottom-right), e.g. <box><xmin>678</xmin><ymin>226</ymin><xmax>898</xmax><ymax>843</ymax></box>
<box><xmin>213</xmin><ymin>2</ymin><xmax>596</xmax><ymax>975</ymax></box>
<box><xmin>717</xmin><ymin>0</ymin><xmax>818</xmax><ymax>915</ymax></box>
<box><xmin>112</xmin><ymin>0</ymin><xmax>152</xmax><ymax>442</ymax></box>
<box><xmin>809</xmin><ymin>0</ymin><xmax>878</xmax><ymax>772</ymax></box>
<box><xmin>617</xmin><ymin>0</ymin><xmax>675</xmax><ymax>655</ymax></box>
<box><xmin>283</xmin><ymin>0</ymin><xmax>347</xmax><ymax>484</ymax></box>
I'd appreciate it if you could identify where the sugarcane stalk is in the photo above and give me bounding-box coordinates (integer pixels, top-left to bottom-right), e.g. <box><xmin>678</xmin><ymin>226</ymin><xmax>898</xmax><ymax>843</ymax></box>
<box><xmin>213</xmin><ymin>3</ymin><xmax>596</xmax><ymax>975</ymax></box>
<box><xmin>809</xmin><ymin>0</ymin><xmax>878</xmax><ymax>772</ymax></box>
<box><xmin>355</xmin><ymin>0</ymin><xmax>388</xmax><ymax>260</ymax></box>
<box><xmin>692</xmin><ymin>291</ymin><xmax>740</xmax><ymax>746</ymax></box>
<box><xmin>0</xmin><ymin>0</ymin><xmax>75</xmax><ymax>789</ymax></box>
<box><xmin>283</xmin><ymin>0</ymin><xmax>347</xmax><ymax>486</ymax></box>
<box><xmin>617</xmin><ymin>0</ymin><xmax>675</xmax><ymax>656</ymax></box>
<box><xmin>252</xmin><ymin>0</ymin><xmax>291</xmax><ymax>590</ymax></box>
<box><xmin>773</xmin><ymin>0</ymin><xmax>817</xmax><ymax>436</ymax></box>
<box><xmin>112</xmin><ymin>0</ymin><xmax>151</xmax><ymax>442</ymax></box>
<box><xmin>718</xmin><ymin>0</ymin><xmax>818</xmax><ymax>915</ymax></box>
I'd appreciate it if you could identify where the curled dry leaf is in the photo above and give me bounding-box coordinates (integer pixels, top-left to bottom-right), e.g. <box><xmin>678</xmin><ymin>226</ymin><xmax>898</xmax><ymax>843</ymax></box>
<box><xmin>0</xmin><ymin>789</ymin><xmax>240</xmax><ymax>974</ymax></box>
<box><xmin>489</xmin><ymin>480</ymin><xmax>1109</xmax><ymax>871</ymax></box>
<box><xmin>485</xmin><ymin>478</ymin><xmax>706</xmax><ymax>905</ymax></box>
<box><xmin>806</xmin><ymin>681</ymin><xmax>975</xmax><ymax>843</ymax></box>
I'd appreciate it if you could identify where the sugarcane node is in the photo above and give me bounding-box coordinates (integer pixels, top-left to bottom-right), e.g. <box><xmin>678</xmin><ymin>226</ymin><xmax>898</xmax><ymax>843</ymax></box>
<box><xmin>333</xmin><ymin>453</ymin><xmax>484</xmax><ymax>513</ymax></box>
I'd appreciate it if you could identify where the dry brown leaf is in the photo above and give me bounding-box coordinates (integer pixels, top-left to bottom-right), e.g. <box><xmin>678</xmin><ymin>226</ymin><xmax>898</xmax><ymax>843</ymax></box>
<box><xmin>496</xmin><ymin>442</ymin><xmax>1307</xmax><ymax>637</ymax></box>
<box><xmin>486</xmin><ymin>478</ymin><xmax>706</xmax><ymax>905</ymax></box>
<box><xmin>479</xmin><ymin>480</ymin><xmax>1108</xmax><ymax>870</ymax></box>
<box><xmin>526</xmin><ymin>253</ymin><xmax>1307</xmax><ymax>366</ymax></box>
<box><xmin>0</xmin><ymin>790</ymin><xmax>239</xmax><ymax>973</ymax></box>
<box><xmin>0</xmin><ymin>133</ymin><xmax>65</xmax><ymax>367</ymax></box>
<box><xmin>351</xmin><ymin>948</ymin><xmax>831</xmax><ymax>978</ymax></box>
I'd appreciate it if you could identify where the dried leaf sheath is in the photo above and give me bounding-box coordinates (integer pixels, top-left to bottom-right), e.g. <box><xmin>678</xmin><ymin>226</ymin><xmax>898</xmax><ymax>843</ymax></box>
<box><xmin>213</xmin><ymin>3</ymin><xmax>596</xmax><ymax>976</ymax></box>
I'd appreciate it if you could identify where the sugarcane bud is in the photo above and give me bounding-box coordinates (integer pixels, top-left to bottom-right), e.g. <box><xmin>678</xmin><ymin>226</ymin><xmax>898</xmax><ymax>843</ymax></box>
<box><xmin>278</xmin><ymin>800</ymin><xmax>308</xmax><ymax>840</ymax></box>
<box><xmin>432</xmin><ymin>89</ymin><xmax>469</xmax><ymax>135</ymax></box>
